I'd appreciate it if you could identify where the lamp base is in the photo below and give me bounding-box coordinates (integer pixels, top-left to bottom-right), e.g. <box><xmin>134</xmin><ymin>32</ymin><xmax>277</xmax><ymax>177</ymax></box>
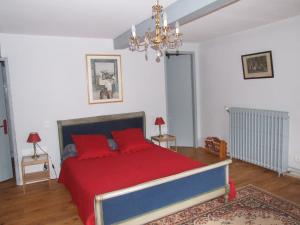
<box><xmin>158</xmin><ymin>125</ymin><xmax>163</xmax><ymax>137</ymax></box>
<box><xmin>32</xmin><ymin>143</ymin><xmax>39</xmax><ymax>159</ymax></box>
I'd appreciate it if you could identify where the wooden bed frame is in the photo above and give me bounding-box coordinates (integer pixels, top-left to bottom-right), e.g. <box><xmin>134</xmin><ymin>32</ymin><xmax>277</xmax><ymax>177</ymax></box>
<box><xmin>57</xmin><ymin>111</ymin><xmax>231</xmax><ymax>225</ymax></box>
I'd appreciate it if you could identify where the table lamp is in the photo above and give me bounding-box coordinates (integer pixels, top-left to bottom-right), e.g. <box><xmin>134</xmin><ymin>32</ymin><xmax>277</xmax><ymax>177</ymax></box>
<box><xmin>27</xmin><ymin>132</ymin><xmax>41</xmax><ymax>159</ymax></box>
<box><xmin>155</xmin><ymin>117</ymin><xmax>165</xmax><ymax>137</ymax></box>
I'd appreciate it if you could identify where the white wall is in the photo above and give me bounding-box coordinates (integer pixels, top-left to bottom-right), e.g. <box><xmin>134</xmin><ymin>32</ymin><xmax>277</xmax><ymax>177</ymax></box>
<box><xmin>0</xmin><ymin>34</ymin><xmax>167</xmax><ymax>184</ymax></box>
<box><xmin>198</xmin><ymin>15</ymin><xmax>300</xmax><ymax>171</ymax></box>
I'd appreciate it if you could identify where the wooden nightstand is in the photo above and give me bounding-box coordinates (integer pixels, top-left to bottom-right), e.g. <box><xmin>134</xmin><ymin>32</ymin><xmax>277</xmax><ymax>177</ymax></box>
<box><xmin>21</xmin><ymin>153</ymin><xmax>50</xmax><ymax>193</ymax></box>
<box><xmin>151</xmin><ymin>134</ymin><xmax>177</xmax><ymax>152</ymax></box>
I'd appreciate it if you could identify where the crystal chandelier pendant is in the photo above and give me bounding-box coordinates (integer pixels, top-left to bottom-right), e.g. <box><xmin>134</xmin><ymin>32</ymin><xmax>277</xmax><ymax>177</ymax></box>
<box><xmin>145</xmin><ymin>49</ymin><xmax>148</xmax><ymax>61</ymax></box>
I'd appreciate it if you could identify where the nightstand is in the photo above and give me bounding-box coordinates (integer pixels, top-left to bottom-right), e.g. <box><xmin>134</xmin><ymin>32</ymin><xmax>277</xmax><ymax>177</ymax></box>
<box><xmin>151</xmin><ymin>134</ymin><xmax>177</xmax><ymax>152</ymax></box>
<box><xmin>21</xmin><ymin>153</ymin><xmax>50</xmax><ymax>193</ymax></box>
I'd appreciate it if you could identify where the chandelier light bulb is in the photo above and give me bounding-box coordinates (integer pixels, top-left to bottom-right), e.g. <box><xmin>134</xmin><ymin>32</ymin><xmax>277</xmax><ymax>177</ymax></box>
<box><xmin>131</xmin><ymin>25</ymin><xmax>136</xmax><ymax>38</ymax></box>
<box><xmin>175</xmin><ymin>21</ymin><xmax>180</xmax><ymax>34</ymax></box>
<box><xmin>163</xmin><ymin>12</ymin><xmax>168</xmax><ymax>27</ymax></box>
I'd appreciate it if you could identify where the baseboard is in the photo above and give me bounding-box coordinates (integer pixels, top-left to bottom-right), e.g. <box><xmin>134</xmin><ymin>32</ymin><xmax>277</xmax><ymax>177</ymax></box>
<box><xmin>287</xmin><ymin>167</ymin><xmax>300</xmax><ymax>179</ymax></box>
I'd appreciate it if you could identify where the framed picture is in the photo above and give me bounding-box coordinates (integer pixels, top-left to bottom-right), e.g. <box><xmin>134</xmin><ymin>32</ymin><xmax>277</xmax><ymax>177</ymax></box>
<box><xmin>86</xmin><ymin>54</ymin><xmax>123</xmax><ymax>104</ymax></box>
<box><xmin>241</xmin><ymin>51</ymin><xmax>274</xmax><ymax>79</ymax></box>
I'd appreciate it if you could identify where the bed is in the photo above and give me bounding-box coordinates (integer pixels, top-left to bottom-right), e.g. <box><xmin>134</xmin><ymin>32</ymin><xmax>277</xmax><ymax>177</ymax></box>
<box><xmin>57</xmin><ymin>111</ymin><xmax>234</xmax><ymax>225</ymax></box>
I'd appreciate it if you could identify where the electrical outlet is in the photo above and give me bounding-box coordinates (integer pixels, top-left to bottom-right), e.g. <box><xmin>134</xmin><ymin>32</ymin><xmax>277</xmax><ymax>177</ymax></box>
<box><xmin>295</xmin><ymin>156</ymin><xmax>300</xmax><ymax>163</ymax></box>
<box><xmin>43</xmin><ymin>163</ymin><xmax>48</xmax><ymax>171</ymax></box>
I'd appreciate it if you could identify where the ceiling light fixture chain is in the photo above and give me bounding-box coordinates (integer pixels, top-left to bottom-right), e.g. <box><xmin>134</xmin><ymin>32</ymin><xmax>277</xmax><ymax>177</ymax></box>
<box><xmin>129</xmin><ymin>0</ymin><xmax>183</xmax><ymax>62</ymax></box>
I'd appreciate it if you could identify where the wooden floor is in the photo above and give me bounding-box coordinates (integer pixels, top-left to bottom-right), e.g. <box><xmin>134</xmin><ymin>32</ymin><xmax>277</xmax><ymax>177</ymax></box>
<box><xmin>1</xmin><ymin>148</ymin><xmax>299</xmax><ymax>225</ymax></box>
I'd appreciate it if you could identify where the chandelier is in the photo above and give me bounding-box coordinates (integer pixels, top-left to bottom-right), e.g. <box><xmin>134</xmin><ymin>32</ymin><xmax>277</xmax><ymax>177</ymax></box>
<box><xmin>129</xmin><ymin>0</ymin><xmax>183</xmax><ymax>62</ymax></box>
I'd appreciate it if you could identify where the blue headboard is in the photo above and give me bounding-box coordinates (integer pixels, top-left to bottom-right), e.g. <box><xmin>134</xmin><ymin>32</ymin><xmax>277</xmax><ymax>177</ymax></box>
<box><xmin>57</xmin><ymin>111</ymin><xmax>146</xmax><ymax>158</ymax></box>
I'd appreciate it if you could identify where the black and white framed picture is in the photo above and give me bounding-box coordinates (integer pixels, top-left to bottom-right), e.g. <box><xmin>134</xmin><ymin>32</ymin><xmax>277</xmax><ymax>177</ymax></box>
<box><xmin>86</xmin><ymin>54</ymin><xmax>123</xmax><ymax>104</ymax></box>
<box><xmin>241</xmin><ymin>51</ymin><xmax>274</xmax><ymax>79</ymax></box>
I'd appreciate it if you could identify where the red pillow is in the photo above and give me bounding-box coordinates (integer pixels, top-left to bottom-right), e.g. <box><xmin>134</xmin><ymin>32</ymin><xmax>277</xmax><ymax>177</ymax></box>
<box><xmin>71</xmin><ymin>134</ymin><xmax>111</xmax><ymax>160</ymax></box>
<box><xmin>112</xmin><ymin>128</ymin><xmax>152</xmax><ymax>153</ymax></box>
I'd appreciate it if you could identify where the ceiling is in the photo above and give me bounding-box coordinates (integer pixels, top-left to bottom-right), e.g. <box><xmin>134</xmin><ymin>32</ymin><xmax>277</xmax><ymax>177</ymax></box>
<box><xmin>0</xmin><ymin>0</ymin><xmax>300</xmax><ymax>43</ymax></box>
<box><xmin>0</xmin><ymin>0</ymin><xmax>177</xmax><ymax>39</ymax></box>
<box><xmin>181</xmin><ymin>0</ymin><xmax>300</xmax><ymax>42</ymax></box>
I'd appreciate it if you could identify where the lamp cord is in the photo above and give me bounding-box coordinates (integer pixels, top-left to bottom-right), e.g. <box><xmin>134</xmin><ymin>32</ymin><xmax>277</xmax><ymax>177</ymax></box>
<box><xmin>36</xmin><ymin>143</ymin><xmax>58</xmax><ymax>179</ymax></box>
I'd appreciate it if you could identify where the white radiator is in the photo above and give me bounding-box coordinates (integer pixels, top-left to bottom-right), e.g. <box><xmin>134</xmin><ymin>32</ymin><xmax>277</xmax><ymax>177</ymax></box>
<box><xmin>229</xmin><ymin>107</ymin><xmax>289</xmax><ymax>175</ymax></box>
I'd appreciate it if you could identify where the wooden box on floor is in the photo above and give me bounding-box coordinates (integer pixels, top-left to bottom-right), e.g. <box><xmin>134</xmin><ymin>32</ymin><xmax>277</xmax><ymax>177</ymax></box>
<box><xmin>204</xmin><ymin>137</ymin><xmax>227</xmax><ymax>159</ymax></box>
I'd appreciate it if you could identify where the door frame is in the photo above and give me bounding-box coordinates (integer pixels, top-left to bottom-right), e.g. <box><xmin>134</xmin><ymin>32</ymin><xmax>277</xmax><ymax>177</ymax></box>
<box><xmin>164</xmin><ymin>51</ymin><xmax>198</xmax><ymax>147</ymax></box>
<box><xmin>0</xmin><ymin>58</ymin><xmax>20</xmax><ymax>185</ymax></box>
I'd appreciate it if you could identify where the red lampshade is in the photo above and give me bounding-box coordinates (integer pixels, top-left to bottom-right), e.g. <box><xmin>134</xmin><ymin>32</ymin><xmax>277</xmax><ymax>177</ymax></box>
<box><xmin>155</xmin><ymin>117</ymin><xmax>165</xmax><ymax>125</ymax></box>
<box><xmin>27</xmin><ymin>132</ymin><xmax>41</xmax><ymax>143</ymax></box>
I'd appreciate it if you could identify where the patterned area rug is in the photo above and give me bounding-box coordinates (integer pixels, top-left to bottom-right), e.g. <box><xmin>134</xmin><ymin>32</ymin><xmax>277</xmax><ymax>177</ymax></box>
<box><xmin>147</xmin><ymin>185</ymin><xmax>300</xmax><ymax>225</ymax></box>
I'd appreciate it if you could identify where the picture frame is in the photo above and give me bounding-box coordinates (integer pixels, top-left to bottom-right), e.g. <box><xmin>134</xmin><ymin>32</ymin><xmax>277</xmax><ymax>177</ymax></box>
<box><xmin>241</xmin><ymin>51</ymin><xmax>274</xmax><ymax>79</ymax></box>
<box><xmin>86</xmin><ymin>54</ymin><xmax>123</xmax><ymax>104</ymax></box>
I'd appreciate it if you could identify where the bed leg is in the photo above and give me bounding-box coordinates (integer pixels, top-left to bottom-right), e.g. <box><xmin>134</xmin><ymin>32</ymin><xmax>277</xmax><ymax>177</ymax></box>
<box><xmin>224</xmin><ymin>184</ymin><xmax>230</xmax><ymax>203</ymax></box>
<box><xmin>94</xmin><ymin>196</ymin><xmax>104</xmax><ymax>225</ymax></box>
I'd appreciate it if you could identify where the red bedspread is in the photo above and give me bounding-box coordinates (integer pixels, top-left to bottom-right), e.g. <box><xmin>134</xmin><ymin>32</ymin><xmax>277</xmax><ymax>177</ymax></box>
<box><xmin>59</xmin><ymin>145</ymin><xmax>235</xmax><ymax>225</ymax></box>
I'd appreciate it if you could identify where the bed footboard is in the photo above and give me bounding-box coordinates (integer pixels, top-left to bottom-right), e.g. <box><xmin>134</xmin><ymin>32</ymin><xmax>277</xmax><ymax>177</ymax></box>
<box><xmin>95</xmin><ymin>159</ymin><xmax>231</xmax><ymax>225</ymax></box>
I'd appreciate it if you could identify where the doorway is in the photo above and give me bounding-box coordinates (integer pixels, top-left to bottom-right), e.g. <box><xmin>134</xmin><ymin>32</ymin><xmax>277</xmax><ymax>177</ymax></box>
<box><xmin>0</xmin><ymin>58</ymin><xmax>19</xmax><ymax>184</ymax></box>
<box><xmin>165</xmin><ymin>52</ymin><xmax>197</xmax><ymax>147</ymax></box>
